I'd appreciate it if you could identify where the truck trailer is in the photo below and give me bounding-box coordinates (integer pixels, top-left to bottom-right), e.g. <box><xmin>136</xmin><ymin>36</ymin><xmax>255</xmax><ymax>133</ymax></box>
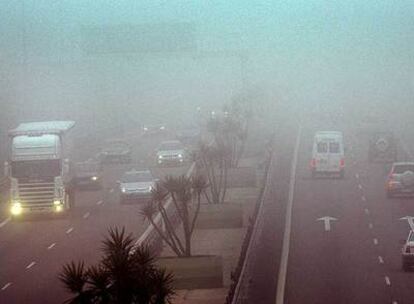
<box><xmin>4</xmin><ymin>121</ymin><xmax>75</xmax><ymax>217</ymax></box>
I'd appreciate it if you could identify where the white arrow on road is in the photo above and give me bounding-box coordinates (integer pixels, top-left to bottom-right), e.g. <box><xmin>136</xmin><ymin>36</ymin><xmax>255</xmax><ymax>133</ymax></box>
<box><xmin>317</xmin><ymin>216</ymin><xmax>338</xmax><ymax>231</ymax></box>
<box><xmin>399</xmin><ymin>216</ymin><xmax>414</xmax><ymax>230</ymax></box>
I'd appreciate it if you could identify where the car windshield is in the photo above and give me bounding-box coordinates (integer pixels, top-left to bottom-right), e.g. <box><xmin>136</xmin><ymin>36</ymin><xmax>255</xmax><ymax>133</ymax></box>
<box><xmin>394</xmin><ymin>164</ymin><xmax>414</xmax><ymax>174</ymax></box>
<box><xmin>12</xmin><ymin>159</ymin><xmax>61</xmax><ymax>178</ymax></box>
<box><xmin>121</xmin><ymin>172</ymin><xmax>153</xmax><ymax>183</ymax></box>
<box><xmin>159</xmin><ymin>142</ymin><xmax>183</xmax><ymax>150</ymax></box>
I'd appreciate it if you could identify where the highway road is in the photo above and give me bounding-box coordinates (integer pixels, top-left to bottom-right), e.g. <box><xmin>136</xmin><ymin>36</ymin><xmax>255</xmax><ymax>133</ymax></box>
<box><xmin>282</xmin><ymin>114</ymin><xmax>414</xmax><ymax>304</ymax></box>
<box><xmin>0</xmin><ymin>132</ymin><xmax>191</xmax><ymax>303</ymax></box>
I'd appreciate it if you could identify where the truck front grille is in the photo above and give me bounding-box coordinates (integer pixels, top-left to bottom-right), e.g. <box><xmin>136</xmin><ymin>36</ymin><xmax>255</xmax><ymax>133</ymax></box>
<box><xmin>18</xmin><ymin>182</ymin><xmax>55</xmax><ymax>205</ymax></box>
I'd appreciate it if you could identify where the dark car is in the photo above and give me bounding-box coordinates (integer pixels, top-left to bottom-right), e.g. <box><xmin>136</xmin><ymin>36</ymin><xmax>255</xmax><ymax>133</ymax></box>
<box><xmin>73</xmin><ymin>160</ymin><xmax>102</xmax><ymax>190</ymax></box>
<box><xmin>368</xmin><ymin>131</ymin><xmax>397</xmax><ymax>163</ymax></box>
<box><xmin>99</xmin><ymin>139</ymin><xmax>132</xmax><ymax>164</ymax></box>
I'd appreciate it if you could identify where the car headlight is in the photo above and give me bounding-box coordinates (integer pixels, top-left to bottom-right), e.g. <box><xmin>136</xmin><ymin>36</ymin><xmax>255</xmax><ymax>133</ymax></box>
<box><xmin>91</xmin><ymin>176</ymin><xmax>98</xmax><ymax>181</ymax></box>
<box><xmin>11</xmin><ymin>202</ymin><xmax>22</xmax><ymax>216</ymax></box>
<box><xmin>121</xmin><ymin>188</ymin><xmax>126</xmax><ymax>193</ymax></box>
<box><xmin>54</xmin><ymin>200</ymin><xmax>62</xmax><ymax>206</ymax></box>
<box><xmin>158</xmin><ymin>155</ymin><xmax>163</xmax><ymax>159</ymax></box>
<box><xmin>178</xmin><ymin>154</ymin><xmax>183</xmax><ymax>158</ymax></box>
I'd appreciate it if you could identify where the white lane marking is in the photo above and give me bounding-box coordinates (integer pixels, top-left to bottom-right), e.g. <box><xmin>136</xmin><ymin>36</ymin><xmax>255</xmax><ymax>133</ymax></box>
<box><xmin>378</xmin><ymin>256</ymin><xmax>384</xmax><ymax>264</ymax></box>
<box><xmin>66</xmin><ymin>227</ymin><xmax>74</xmax><ymax>234</ymax></box>
<box><xmin>96</xmin><ymin>200</ymin><xmax>103</xmax><ymax>205</ymax></box>
<box><xmin>392</xmin><ymin>301</ymin><xmax>398</xmax><ymax>304</ymax></box>
<box><xmin>1</xmin><ymin>282</ymin><xmax>12</xmax><ymax>291</ymax></box>
<box><xmin>26</xmin><ymin>261</ymin><xmax>36</xmax><ymax>269</ymax></box>
<box><xmin>47</xmin><ymin>243</ymin><xmax>56</xmax><ymax>250</ymax></box>
<box><xmin>109</xmin><ymin>188</ymin><xmax>114</xmax><ymax>193</ymax></box>
<box><xmin>316</xmin><ymin>216</ymin><xmax>338</xmax><ymax>232</ymax></box>
<box><xmin>276</xmin><ymin>125</ymin><xmax>302</xmax><ymax>304</ymax></box>
<box><xmin>83</xmin><ymin>212</ymin><xmax>90</xmax><ymax>219</ymax></box>
<box><xmin>369</xmin><ymin>223</ymin><xmax>374</xmax><ymax>229</ymax></box>
<box><xmin>361</xmin><ymin>195</ymin><xmax>366</xmax><ymax>202</ymax></box>
<box><xmin>0</xmin><ymin>217</ymin><xmax>11</xmax><ymax>228</ymax></box>
<box><xmin>373</xmin><ymin>238</ymin><xmax>379</xmax><ymax>245</ymax></box>
<box><xmin>355</xmin><ymin>173</ymin><xmax>360</xmax><ymax>179</ymax></box>
<box><xmin>385</xmin><ymin>276</ymin><xmax>391</xmax><ymax>286</ymax></box>
<box><xmin>358</xmin><ymin>184</ymin><xmax>363</xmax><ymax>190</ymax></box>
<box><xmin>364</xmin><ymin>208</ymin><xmax>370</xmax><ymax>215</ymax></box>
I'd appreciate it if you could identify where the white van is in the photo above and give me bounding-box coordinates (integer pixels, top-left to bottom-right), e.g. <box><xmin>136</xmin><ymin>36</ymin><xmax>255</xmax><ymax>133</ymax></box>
<box><xmin>310</xmin><ymin>131</ymin><xmax>345</xmax><ymax>178</ymax></box>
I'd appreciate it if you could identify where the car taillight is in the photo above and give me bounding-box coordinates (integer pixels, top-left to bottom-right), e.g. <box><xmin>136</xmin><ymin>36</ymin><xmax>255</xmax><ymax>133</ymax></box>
<box><xmin>310</xmin><ymin>159</ymin><xmax>316</xmax><ymax>168</ymax></box>
<box><xmin>340</xmin><ymin>159</ymin><xmax>345</xmax><ymax>167</ymax></box>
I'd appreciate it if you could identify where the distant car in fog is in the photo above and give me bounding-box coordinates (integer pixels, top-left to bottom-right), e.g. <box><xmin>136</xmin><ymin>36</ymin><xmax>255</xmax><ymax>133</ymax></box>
<box><xmin>156</xmin><ymin>140</ymin><xmax>188</xmax><ymax>166</ymax></box>
<box><xmin>368</xmin><ymin>131</ymin><xmax>397</xmax><ymax>163</ymax></box>
<box><xmin>118</xmin><ymin>170</ymin><xmax>156</xmax><ymax>204</ymax></box>
<box><xmin>141</xmin><ymin>124</ymin><xmax>167</xmax><ymax>136</ymax></box>
<box><xmin>73</xmin><ymin>160</ymin><xmax>102</xmax><ymax>190</ymax></box>
<box><xmin>386</xmin><ymin>162</ymin><xmax>414</xmax><ymax>198</ymax></box>
<box><xmin>99</xmin><ymin>139</ymin><xmax>132</xmax><ymax>164</ymax></box>
<box><xmin>176</xmin><ymin>124</ymin><xmax>201</xmax><ymax>144</ymax></box>
<box><xmin>310</xmin><ymin>131</ymin><xmax>345</xmax><ymax>178</ymax></box>
<box><xmin>401</xmin><ymin>230</ymin><xmax>414</xmax><ymax>271</ymax></box>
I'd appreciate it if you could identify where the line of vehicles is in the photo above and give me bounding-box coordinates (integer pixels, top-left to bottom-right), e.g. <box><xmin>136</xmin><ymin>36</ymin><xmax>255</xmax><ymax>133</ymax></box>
<box><xmin>309</xmin><ymin>128</ymin><xmax>414</xmax><ymax>271</ymax></box>
<box><xmin>3</xmin><ymin>120</ymin><xmax>199</xmax><ymax>219</ymax></box>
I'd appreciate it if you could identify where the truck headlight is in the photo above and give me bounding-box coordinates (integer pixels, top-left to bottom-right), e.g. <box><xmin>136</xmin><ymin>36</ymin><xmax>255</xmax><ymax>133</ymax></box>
<box><xmin>178</xmin><ymin>154</ymin><xmax>183</xmax><ymax>158</ymax></box>
<box><xmin>55</xmin><ymin>205</ymin><xmax>63</xmax><ymax>212</ymax></box>
<box><xmin>91</xmin><ymin>176</ymin><xmax>98</xmax><ymax>181</ymax></box>
<box><xmin>121</xmin><ymin>188</ymin><xmax>126</xmax><ymax>193</ymax></box>
<box><xmin>54</xmin><ymin>200</ymin><xmax>62</xmax><ymax>206</ymax></box>
<box><xmin>158</xmin><ymin>155</ymin><xmax>163</xmax><ymax>159</ymax></box>
<box><xmin>11</xmin><ymin>202</ymin><xmax>22</xmax><ymax>216</ymax></box>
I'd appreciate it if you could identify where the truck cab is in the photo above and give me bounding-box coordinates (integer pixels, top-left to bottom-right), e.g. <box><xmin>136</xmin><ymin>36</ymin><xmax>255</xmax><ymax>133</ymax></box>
<box><xmin>6</xmin><ymin>121</ymin><xmax>75</xmax><ymax>218</ymax></box>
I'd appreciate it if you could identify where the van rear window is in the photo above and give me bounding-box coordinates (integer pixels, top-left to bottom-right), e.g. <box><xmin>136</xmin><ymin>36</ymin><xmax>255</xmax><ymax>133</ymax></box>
<box><xmin>317</xmin><ymin>142</ymin><xmax>328</xmax><ymax>153</ymax></box>
<box><xmin>329</xmin><ymin>142</ymin><xmax>341</xmax><ymax>153</ymax></box>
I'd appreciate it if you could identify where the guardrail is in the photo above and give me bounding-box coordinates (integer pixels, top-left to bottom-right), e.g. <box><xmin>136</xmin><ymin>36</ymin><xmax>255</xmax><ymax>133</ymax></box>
<box><xmin>226</xmin><ymin>135</ymin><xmax>275</xmax><ymax>304</ymax></box>
<box><xmin>133</xmin><ymin>162</ymin><xmax>196</xmax><ymax>253</ymax></box>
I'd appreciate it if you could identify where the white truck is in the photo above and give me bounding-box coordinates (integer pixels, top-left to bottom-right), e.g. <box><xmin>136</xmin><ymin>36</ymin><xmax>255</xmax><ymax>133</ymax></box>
<box><xmin>4</xmin><ymin>121</ymin><xmax>75</xmax><ymax>217</ymax></box>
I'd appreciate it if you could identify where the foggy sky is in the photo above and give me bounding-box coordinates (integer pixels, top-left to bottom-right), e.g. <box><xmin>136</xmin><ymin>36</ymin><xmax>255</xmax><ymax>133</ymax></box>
<box><xmin>0</xmin><ymin>0</ymin><xmax>412</xmax><ymax>141</ymax></box>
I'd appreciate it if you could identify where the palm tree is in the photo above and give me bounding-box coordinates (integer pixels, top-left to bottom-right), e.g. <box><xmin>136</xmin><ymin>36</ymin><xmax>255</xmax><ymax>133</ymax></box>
<box><xmin>59</xmin><ymin>227</ymin><xmax>174</xmax><ymax>304</ymax></box>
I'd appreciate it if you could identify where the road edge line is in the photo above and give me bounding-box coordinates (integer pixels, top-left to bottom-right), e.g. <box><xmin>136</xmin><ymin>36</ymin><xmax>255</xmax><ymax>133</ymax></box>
<box><xmin>275</xmin><ymin>125</ymin><xmax>302</xmax><ymax>304</ymax></box>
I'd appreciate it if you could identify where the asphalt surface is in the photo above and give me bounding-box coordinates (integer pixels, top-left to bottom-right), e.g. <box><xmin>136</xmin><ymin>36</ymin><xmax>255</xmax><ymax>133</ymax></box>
<box><xmin>284</xmin><ymin>117</ymin><xmax>414</xmax><ymax>304</ymax></box>
<box><xmin>0</xmin><ymin>133</ymin><xmax>191</xmax><ymax>303</ymax></box>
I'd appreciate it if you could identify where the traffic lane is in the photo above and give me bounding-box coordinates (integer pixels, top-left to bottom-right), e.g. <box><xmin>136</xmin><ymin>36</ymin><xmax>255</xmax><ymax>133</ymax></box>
<box><xmin>285</xmin><ymin>126</ymin><xmax>389</xmax><ymax>304</ymax></box>
<box><xmin>0</xmin><ymin>164</ymin><xmax>191</xmax><ymax>303</ymax></box>
<box><xmin>0</xmin><ymin>190</ymin><xmax>101</xmax><ymax>295</ymax></box>
<box><xmin>354</xmin><ymin>139</ymin><xmax>414</xmax><ymax>304</ymax></box>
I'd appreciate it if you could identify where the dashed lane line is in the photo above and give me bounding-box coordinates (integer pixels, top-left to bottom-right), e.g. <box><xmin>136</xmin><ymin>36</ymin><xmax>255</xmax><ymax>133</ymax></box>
<box><xmin>355</xmin><ymin>173</ymin><xmax>360</xmax><ymax>179</ymax></box>
<box><xmin>364</xmin><ymin>208</ymin><xmax>370</xmax><ymax>215</ymax></box>
<box><xmin>361</xmin><ymin>196</ymin><xmax>366</xmax><ymax>202</ymax></box>
<box><xmin>96</xmin><ymin>200</ymin><xmax>103</xmax><ymax>205</ymax></box>
<box><xmin>369</xmin><ymin>223</ymin><xmax>374</xmax><ymax>229</ymax></box>
<box><xmin>378</xmin><ymin>256</ymin><xmax>384</xmax><ymax>264</ymax></box>
<box><xmin>358</xmin><ymin>184</ymin><xmax>363</xmax><ymax>190</ymax></box>
<box><xmin>66</xmin><ymin>227</ymin><xmax>74</xmax><ymax>234</ymax></box>
<box><xmin>373</xmin><ymin>238</ymin><xmax>379</xmax><ymax>245</ymax></box>
<box><xmin>0</xmin><ymin>217</ymin><xmax>11</xmax><ymax>228</ymax></box>
<box><xmin>109</xmin><ymin>188</ymin><xmax>114</xmax><ymax>193</ymax></box>
<box><xmin>83</xmin><ymin>212</ymin><xmax>90</xmax><ymax>219</ymax></box>
<box><xmin>47</xmin><ymin>243</ymin><xmax>56</xmax><ymax>250</ymax></box>
<box><xmin>1</xmin><ymin>282</ymin><xmax>12</xmax><ymax>291</ymax></box>
<box><xmin>385</xmin><ymin>276</ymin><xmax>391</xmax><ymax>286</ymax></box>
<box><xmin>26</xmin><ymin>262</ymin><xmax>36</xmax><ymax>270</ymax></box>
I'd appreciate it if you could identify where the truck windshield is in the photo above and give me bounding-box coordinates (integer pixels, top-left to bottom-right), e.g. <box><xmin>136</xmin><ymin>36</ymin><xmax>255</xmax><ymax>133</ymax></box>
<box><xmin>12</xmin><ymin>160</ymin><xmax>61</xmax><ymax>178</ymax></box>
